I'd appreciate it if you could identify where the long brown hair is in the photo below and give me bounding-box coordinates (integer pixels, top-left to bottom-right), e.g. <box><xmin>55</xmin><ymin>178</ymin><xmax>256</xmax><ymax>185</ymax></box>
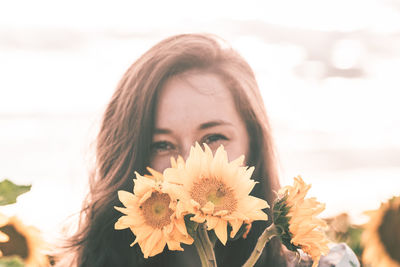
<box><xmin>63</xmin><ymin>33</ymin><xmax>286</xmax><ymax>267</ymax></box>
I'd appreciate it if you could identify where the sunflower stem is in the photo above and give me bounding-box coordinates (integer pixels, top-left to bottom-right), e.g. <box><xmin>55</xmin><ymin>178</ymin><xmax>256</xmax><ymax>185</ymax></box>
<box><xmin>208</xmin><ymin>230</ymin><xmax>217</xmax><ymax>248</ymax></box>
<box><xmin>194</xmin><ymin>236</ymin><xmax>209</xmax><ymax>267</ymax></box>
<box><xmin>242</xmin><ymin>223</ymin><xmax>278</xmax><ymax>267</ymax></box>
<box><xmin>198</xmin><ymin>223</ymin><xmax>217</xmax><ymax>267</ymax></box>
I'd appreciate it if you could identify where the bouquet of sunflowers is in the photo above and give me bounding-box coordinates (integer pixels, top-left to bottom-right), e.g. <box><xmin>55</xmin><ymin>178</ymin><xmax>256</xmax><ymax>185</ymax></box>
<box><xmin>115</xmin><ymin>143</ymin><xmax>331</xmax><ymax>267</ymax></box>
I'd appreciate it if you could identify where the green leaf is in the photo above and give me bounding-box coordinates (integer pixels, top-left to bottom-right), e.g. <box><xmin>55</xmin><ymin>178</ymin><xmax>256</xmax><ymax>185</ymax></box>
<box><xmin>0</xmin><ymin>256</ymin><xmax>25</xmax><ymax>267</ymax></box>
<box><xmin>0</xmin><ymin>179</ymin><xmax>31</xmax><ymax>206</ymax></box>
<box><xmin>346</xmin><ymin>226</ymin><xmax>363</xmax><ymax>257</ymax></box>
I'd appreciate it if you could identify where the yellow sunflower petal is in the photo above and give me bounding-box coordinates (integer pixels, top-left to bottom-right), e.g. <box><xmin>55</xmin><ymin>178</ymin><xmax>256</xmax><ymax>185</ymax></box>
<box><xmin>214</xmin><ymin>219</ymin><xmax>228</xmax><ymax>245</ymax></box>
<box><xmin>175</xmin><ymin>156</ymin><xmax>185</xmax><ymax>167</ymax></box>
<box><xmin>114</xmin><ymin>205</ymin><xmax>135</xmax><ymax>216</ymax></box>
<box><xmin>223</xmin><ymin>211</ymin><xmax>248</xmax><ymax>221</ymax></box>
<box><xmin>115</xmin><ymin>172</ymin><xmax>193</xmax><ymax>257</ymax></box>
<box><xmin>229</xmin><ymin>219</ymin><xmax>243</xmax><ymax>238</ymax></box>
<box><xmin>145</xmin><ymin>167</ymin><xmax>164</xmax><ymax>182</ymax></box>
<box><xmin>190</xmin><ymin>199</ymin><xmax>201</xmax><ymax>210</ymax></box>
<box><xmin>191</xmin><ymin>213</ymin><xmax>206</xmax><ymax>223</ymax></box>
<box><xmin>174</xmin><ymin>218</ymin><xmax>189</xmax><ymax>236</ymax></box>
<box><xmin>229</xmin><ymin>155</ymin><xmax>245</xmax><ymax>168</ymax></box>
<box><xmin>243</xmin><ymin>195</ymin><xmax>270</xmax><ymax>210</ymax></box>
<box><xmin>163</xmin><ymin>167</ymin><xmax>184</xmax><ymax>185</ymax></box>
<box><xmin>214</xmin><ymin>210</ymin><xmax>229</xmax><ymax>217</ymax></box>
<box><xmin>131</xmin><ymin>225</ymin><xmax>154</xmax><ymax>243</ymax></box>
<box><xmin>170</xmin><ymin>157</ymin><xmax>177</xmax><ymax>168</ymax></box>
<box><xmin>142</xmin><ymin>230</ymin><xmax>164</xmax><ymax>258</ymax></box>
<box><xmin>115</xmin><ymin>216</ymin><xmax>141</xmax><ymax>230</ymax></box>
<box><xmin>206</xmin><ymin>216</ymin><xmax>219</xmax><ymax>230</ymax></box>
<box><xmin>139</xmin><ymin>190</ymin><xmax>154</xmax><ymax>205</ymax></box>
<box><xmin>166</xmin><ymin>239</ymin><xmax>184</xmax><ymax>251</ymax></box>
<box><xmin>134</xmin><ymin>173</ymin><xmax>157</xmax><ymax>196</ymax></box>
<box><xmin>201</xmin><ymin>202</ymin><xmax>215</xmax><ymax>214</ymax></box>
<box><xmin>130</xmin><ymin>237</ymin><xmax>138</xmax><ymax>247</ymax></box>
<box><xmin>149</xmin><ymin>233</ymin><xmax>167</xmax><ymax>257</ymax></box>
<box><xmin>210</xmin><ymin>146</ymin><xmax>228</xmax><ymax>179</ymax></box>
<box><xmin>165</xmin><ymin>225</ymin><xmax>194</xmax><ymax>250</ymax></box>
<box><xmin>117</xmin><ymin>190</ymin><xmax>136</xmax><ymax>207</ymax></box>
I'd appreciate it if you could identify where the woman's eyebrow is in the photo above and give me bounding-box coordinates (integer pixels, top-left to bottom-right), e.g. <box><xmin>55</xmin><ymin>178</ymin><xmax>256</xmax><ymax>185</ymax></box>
<box><xmin>153</xmin><ymin>120</ymin><xmax>232</xmax><ymax>134</ymax></box>
<box><xmin>153</xmin><ymin>128</ymin><xmax>172</xmax><ymax>134</ymax></box>
<box><xmin>198</xmin><ymin>120</ymin><xmax>232</xmax><ymax>130</ymax></box>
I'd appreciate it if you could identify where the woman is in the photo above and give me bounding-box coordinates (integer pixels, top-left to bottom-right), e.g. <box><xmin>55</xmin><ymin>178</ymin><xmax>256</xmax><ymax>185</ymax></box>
<box><xmin>60</xmin><ymin>33</ymin><xmax>292</xmax><ymax>266</ymax></box>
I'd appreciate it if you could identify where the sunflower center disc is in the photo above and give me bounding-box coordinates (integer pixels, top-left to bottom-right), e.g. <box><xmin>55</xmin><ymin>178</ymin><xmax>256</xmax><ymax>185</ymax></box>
<box><xmin>0</xmin><ymin>225</ymin><xmax>29</xmax><ymax>259</ymax></box>
<box><xmin>191</xmin><ymin>177</ymin><xmax>237</xmax><ymax>214</ymax></box>
<box><xmin>141</xmin><ymin>192</ymin><xmax>173</xmax><ymax>229</ymax></box>
<box><xmin>378</xmin><ymin>205</ymin><xmax>400</xmax><ymax>263</ymax></box>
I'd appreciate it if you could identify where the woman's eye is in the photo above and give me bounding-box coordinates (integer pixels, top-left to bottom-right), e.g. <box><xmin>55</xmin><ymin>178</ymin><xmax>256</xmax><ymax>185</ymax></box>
<box><xmin>151</xmin><ymin>141</ymin><xmax>176</xmax><ymax>154</ymax></box>
<box><xmin>202</xmin><ymin>134</ymin><xmax>228</xmax><ymax>145</ymax></box>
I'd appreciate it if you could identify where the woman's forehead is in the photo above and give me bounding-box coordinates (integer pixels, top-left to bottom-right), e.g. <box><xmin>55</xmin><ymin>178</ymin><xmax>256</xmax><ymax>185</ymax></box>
<box><xmin>154</xmin><ymin>72</ymin><xmax>241</xmax><ymax>130</ymax></box>
<box><xmin>163</xmin><ymin>71</ymin><xmax>228</xmax><ymax>96</ymax></box>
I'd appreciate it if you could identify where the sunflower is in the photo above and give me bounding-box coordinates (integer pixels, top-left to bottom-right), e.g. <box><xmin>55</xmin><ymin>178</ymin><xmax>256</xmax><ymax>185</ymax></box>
<box><xmin>273</xmin><ymin>176</ymin><xmax>329</xmax><ymax>267</ymax></box>
<box><xmin>362</xmin><ymin>196</ymin><xmax>400</xmax><ymax>267</ymax></box>
<box><xmin>0</xmin><ymin>213</ymin><xmax>9</xmax><ymax>245</ymax></box>
<box><xmin>0</xmin><ymin>215</ymin><xmax>49</xmax><ymax>266</ymax></box>
<box><xmin>163</xmin><ymin>143</ymin><xmax>269</xmax><ymax>245</ymax></box>
<box><xmin>114</xmin><ymin>172</ymin><xmax>193</xmax><ymax>258</ymax></box>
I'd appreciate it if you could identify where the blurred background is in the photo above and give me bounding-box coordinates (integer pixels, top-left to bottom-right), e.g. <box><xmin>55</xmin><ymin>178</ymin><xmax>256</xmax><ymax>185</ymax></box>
<box><xmin>0</xmin><ymin>0</ymin><xmax>399</xmax><ymax>250</ymax></box>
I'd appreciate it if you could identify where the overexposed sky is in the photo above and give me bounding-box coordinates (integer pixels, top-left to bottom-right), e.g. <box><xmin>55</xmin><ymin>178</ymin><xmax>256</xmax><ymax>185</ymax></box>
<box><xmin>1</xmin><ymin>0</ymin><xmax>400</xmax><ymax>32</ymax></box>
<box><xmin>1</xmin><ymin>0</ymin><xmax>399</xmax><ymax>235</ymax></box>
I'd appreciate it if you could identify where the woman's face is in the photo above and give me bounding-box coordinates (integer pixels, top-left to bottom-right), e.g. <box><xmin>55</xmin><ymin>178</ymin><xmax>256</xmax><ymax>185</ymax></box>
<box><xmin>150</xmin><ymin>70</ymin><xmax>249</xmax><ymax>172</ymax></box>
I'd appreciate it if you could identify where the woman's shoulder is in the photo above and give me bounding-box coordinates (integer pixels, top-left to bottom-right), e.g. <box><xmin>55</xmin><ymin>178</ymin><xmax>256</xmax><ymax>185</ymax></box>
<box><xmin>286</xmin><ymin>243</ymin><xmax>360</xmax><ymax>267</ymax></box>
